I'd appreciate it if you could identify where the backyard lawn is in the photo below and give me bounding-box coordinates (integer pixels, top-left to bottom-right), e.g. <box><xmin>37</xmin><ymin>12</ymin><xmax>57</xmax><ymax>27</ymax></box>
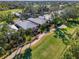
<box><xmin>23</xmin><ymin>32</ymin><xmax>66</xmax><ymax>59</ymax></box>
<box><xmin>16</xmin><ymin>24</ymin><xmax>78</xmax><ymax>59</ymax></box>
<box><xmin>32</xmin><ymin>33</ymin><xmax>66</xmax><ymax>59</ymax></box>
<box><xmin>23</xmin><ymin>26</ymin><xmax>77</xmax><ymax>59</ymax></box>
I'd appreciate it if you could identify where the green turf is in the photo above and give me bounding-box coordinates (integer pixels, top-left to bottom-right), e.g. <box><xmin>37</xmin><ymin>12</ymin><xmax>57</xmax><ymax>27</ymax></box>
<box><xmin>0</xmin><ymin>9</ymin><xmax>22</xmax><ymax>15</ymax></box>
<box><xmin>27</xmin><ymin>33</ymin><xmax>66</xmax><ymax>59</ymax></box>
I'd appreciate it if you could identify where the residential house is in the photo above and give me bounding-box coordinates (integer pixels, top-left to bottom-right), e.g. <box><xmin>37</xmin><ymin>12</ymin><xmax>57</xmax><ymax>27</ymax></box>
<box><xmin>58</xmin><ymin>24</ymin><xmax>67</xmax><ymax>29</ymax></box>
<box><xmin>39</xmin><ymin>14</ymin><xmax>53</xmax><ymax>21</ymax></box>
<box><xmin>44</xmin><ymin>14</ymin><xmax>52</xmax><ymax>21</ymax></box>
<box><xmin>27</xmin><ymin>18</ymin><xmax>46</xmax><ymax>25</ymax></box>
<box><xmin>12</xmin><ymin>12</ymin><xmax>21</xmax><ymax>17</ymax></box>
<box><xmin>14</xmin><ymin>20</ymin><xmax>38</xmax><ymax>30</ymax></box>
<box><xmin>8</xmin><ymin>24</ymin><xmax>18</xmax><ymax>31</ymax></box>
<box><xmin>38</xmin><ymin>16</ymin><xmax>45</xmax><ymax>20</ymax></box>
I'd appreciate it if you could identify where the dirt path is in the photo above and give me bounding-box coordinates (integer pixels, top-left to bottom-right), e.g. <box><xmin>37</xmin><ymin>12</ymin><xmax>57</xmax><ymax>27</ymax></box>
<box><xmin>5</xmin><ymin>28</ymin><xmax>55</xmax><ymax>59</ymax></box>
<box><xmin>5</xmin><ymin>33</ymin><xmax>45</xmax><ymax>59</ymax></box>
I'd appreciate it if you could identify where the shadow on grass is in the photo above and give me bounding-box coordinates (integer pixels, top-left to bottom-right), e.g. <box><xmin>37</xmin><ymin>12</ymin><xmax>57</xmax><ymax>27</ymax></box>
<box><xmin>23</xmin><ymin>48</ymin><xmax>32</xmax><ymax>59</ymax></box>
<box><xmin>13</xmin><ymin>47</ymin><xmax>32</xmax><ymax>59</ymax></box>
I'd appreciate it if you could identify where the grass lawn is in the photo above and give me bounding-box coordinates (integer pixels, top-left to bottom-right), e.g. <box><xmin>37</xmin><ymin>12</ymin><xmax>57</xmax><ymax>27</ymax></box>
<box><xmin>12</xmin><ymin>25</ymin><xmax>78</xmax><ymax>59</ymax></box>
<box><xmin>31</xmin><ymin>33</ymin><xmax>66</xmax><ymax>59</ymax></box>
<box><xmin>31</xmin><ymin>25</ymin><xmax>78</xmax><ymax>59</ymax></box>
<box><xmin>23</xmin><ymin>32</ymin><xmax>66</xmax><ymax>59</ymax></box>
<box><xmin>65</xmin><ymin>27</ymin><xmax>75</xmax><ymax>34</ymax></box>
<box><xmin>0</xmin><ymin>9</ymin><xmax>22</xmax><ymax>15</ymax></box>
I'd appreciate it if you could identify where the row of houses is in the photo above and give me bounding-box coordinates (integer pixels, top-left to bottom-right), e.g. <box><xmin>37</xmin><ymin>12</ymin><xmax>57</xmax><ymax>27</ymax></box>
<box><xmin>9</xmin><ymin>14</ymin><xmax>53</xmax><ymax>31</ymax></box>
<box><xmin>9</xmin><ymin>9</ymin><xmax>66</xmax><ymax>31</ymax></box>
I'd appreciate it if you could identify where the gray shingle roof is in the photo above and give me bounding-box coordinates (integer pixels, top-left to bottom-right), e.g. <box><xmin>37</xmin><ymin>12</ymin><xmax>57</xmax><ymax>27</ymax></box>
<box><xmin>15</xmin><ymin>20</ymin><xmax>38</xmax><ymax>30</ymax></box>
<box><xmin>28</xmin><ymin>18</ymin><xmax>46</xmax><ymax>25</ymax></box>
